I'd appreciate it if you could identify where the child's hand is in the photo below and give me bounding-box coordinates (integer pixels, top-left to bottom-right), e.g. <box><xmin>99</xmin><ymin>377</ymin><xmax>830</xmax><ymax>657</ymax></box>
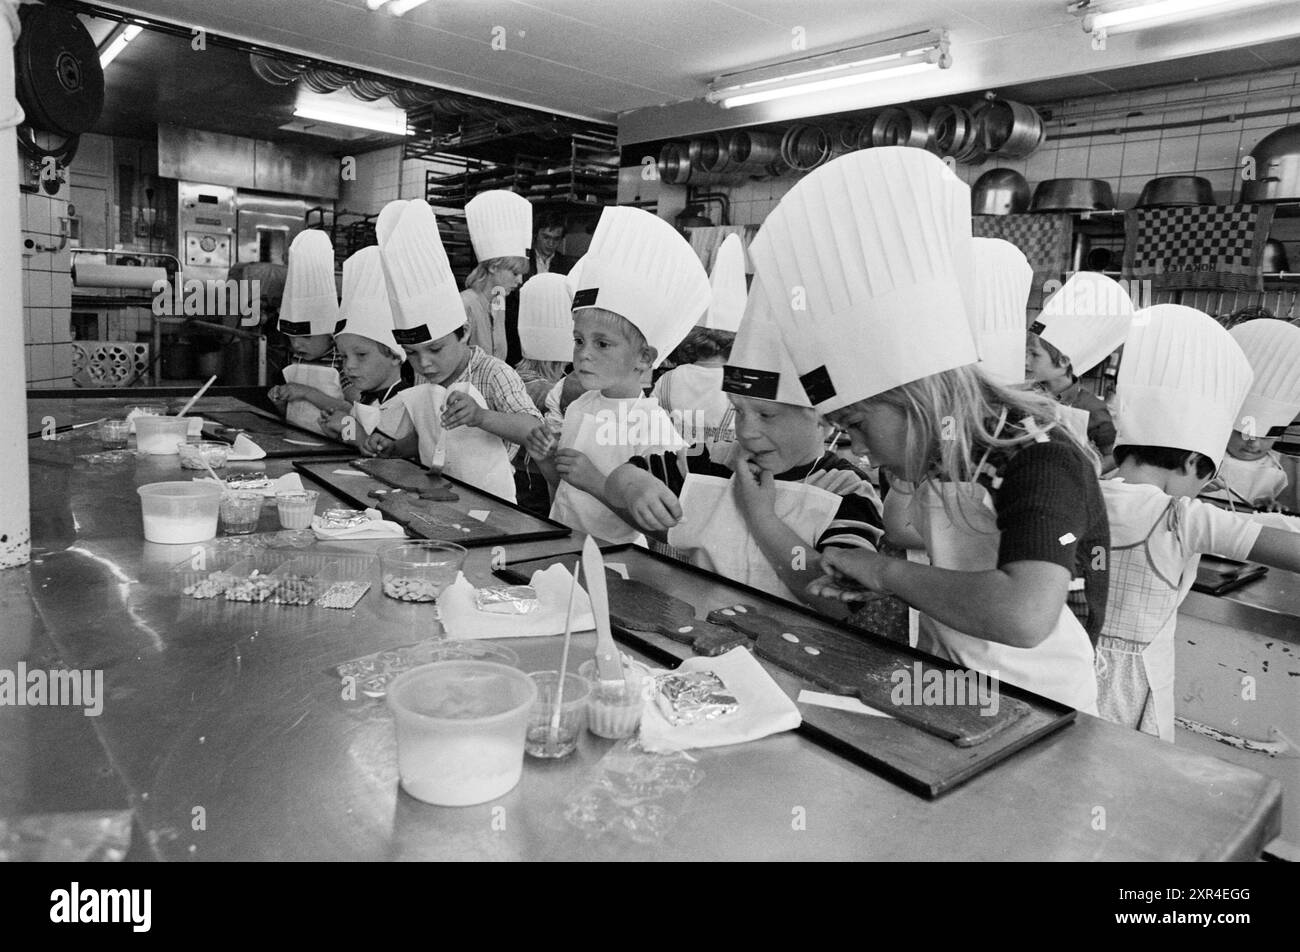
<box><xmin>441</xmin><ymin>391</ymin><xmax>482</xmax><ymax>429</ymax></box>
<box><xmin>732</xmin><ymin>452</ymin><xmax>776</xmax><ymax>517</ymax></box>
<box><xmin>626</xmin><ymin>478</ymin><xmax>683</xmax><ymax>533</ymax></box>
<box><xmin>363</xmin><ymin>431</ymin><xmax>395</xmax><ymax>458</ymax></box>
<box><xmin>525</xmin><ymin>422</ymin><xmax>557</xmax><ymax>460</ymax></box>
<box><xmin>816</xmin><ymin>547</ymin><xmax>890</xmax><ymax>596</ymax></box>
<box><xmin>555</xmin><ymin>449</ymin><xmax>602</xmax><ymax>495</ymax></box>
<box><xmin>319</xmin><ymin>409</ymin><xmax>348</xmax><ymax>439</ymax></box>
<box><xmin>806</xmin><ymin>468</ymin><xmax>863</xmax><ymax>496</ymax></box>
<box><xmin>269</xmin><ymin>382</ymin><xmax>310</xmax><ymax>404</ymax></box>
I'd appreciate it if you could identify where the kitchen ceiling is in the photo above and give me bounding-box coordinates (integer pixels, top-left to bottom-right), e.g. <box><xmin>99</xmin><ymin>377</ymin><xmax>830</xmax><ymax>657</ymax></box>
<box><xmin>66</xmin><ymin>0</ymin><xmax>1300</xmax><ymax>147</ymax></box>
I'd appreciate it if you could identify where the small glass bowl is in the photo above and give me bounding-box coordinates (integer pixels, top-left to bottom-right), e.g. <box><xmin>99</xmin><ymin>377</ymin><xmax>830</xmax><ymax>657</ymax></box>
<box><xmin>177</xmin><ymin>441</ymin><xmax>231</xmax><ymax>470</ymax></box>
<box><xmin>379</xmin><ymin>541</ymin><xmax>468</xmax><ymax>602</ymax></box>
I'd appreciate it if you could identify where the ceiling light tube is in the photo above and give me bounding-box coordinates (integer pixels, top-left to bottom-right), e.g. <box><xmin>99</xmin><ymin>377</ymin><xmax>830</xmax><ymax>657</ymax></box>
<box><xmin>1081</xmin><ymin>0</ymin><xmax>1284</xmax><ymax>35</ymax></box>
<box><xmin>385</xmin><ymin>0</ymin><xmax>432</xmax><ymax>15</ymax></box>
<box><xmin>707</xmin><ymin>30</ymin><xmax>950</xmax><ymax>110</ymax></box>
<box><xmin>294</xmin><ymin>90</ymin><xmax>408</xmax><ymax>135</ymax></box>
<box><xmin>366</xmin><ymin>0</ymin><xmax>390</xmax><ymax>9</ymax></box>
<box><xmin>99</xmin><ymin>23</ymin><xmax>143</xmax><ymax>69</ymax></box>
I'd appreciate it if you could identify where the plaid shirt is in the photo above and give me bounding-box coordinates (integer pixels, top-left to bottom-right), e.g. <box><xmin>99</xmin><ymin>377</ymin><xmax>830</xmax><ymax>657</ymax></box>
<box><xmin>284</xmin><ymin>346</ymin><xmax>355</xmax><ymax>395</ymax></box>
<box><xmin>447</xmin><ymin>345</ymin><xmax>542</xmax><ymax>459</ymax></box>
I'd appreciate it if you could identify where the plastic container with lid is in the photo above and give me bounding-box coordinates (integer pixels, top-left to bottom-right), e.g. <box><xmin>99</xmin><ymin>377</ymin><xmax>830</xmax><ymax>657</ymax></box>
<box><xmin>387</xmin><ymin>660</ymin><xmax>537</xmax><ymax>806</ymax></box>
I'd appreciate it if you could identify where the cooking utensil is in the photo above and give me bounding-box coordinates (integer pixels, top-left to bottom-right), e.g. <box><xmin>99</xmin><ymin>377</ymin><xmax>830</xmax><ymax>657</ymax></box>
<box><xmin>657</xmin><ymin>142</ymin><xmax>693</xmax><ymax>185</ymax></box>
<box><xmin>928</xmin><ymin>104</ymin><xmax>976</xmax><ymax>159</ymax></box>
<box><xmin>547</xmin><ymin>559</ymin><xmax>583</xmax><ymax>746</ymax></box>
<box><xmin>582</xmin><ymin>537</ymin><xmax>625</xmax><ymax>686</ymax></box>
<box><xmin>978</xmin><ymin>99</ymin><xmax>1044</xmax><ymax>158</ymax></box>
<box><xmin>781</xmin><ymin>124</ymin><xmax>833</xmax><ymax>172</ymax></box>
<box><xmin>971</xmin><ymin>168</ymin><xmax>1031</xmax><ymax>215</ymax></box>
<box><xmin>1136</xmin><ymin>175</ymin><xmax>1217</xmax><ymax>208</ymax></box>
<box><xmin>177</xmin><ymin>374</ymin><xmax>217</xmax><ymax>419</ymax></box>
<box><xmin>1030</xmin><ymin>178</ymin><xmax>1116</xmax><ymax>212</ymax></box>
<box><xmin>871</xmin><ymin>107</ymin><xmax>931</xmax><ymax>149</ymax></box>
<box><xmin>1241</xmin><ymin>124</ymin><xmax>1300</xmax><ymax>203</ymax></box>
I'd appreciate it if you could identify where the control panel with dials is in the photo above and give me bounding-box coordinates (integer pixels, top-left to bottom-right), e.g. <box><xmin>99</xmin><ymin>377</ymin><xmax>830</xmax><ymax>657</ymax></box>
<box><xmin>177</xmin><ymin>182</ymin><xmax>236</xmax><ymax>281</ymax></box>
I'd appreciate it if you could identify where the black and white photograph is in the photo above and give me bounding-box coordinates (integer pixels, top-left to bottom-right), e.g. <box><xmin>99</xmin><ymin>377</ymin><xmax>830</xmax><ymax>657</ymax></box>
<box><xmin>2</xmin><ymin>0</ymin><xmax>1298</xmax><ymax>895</ymax></box>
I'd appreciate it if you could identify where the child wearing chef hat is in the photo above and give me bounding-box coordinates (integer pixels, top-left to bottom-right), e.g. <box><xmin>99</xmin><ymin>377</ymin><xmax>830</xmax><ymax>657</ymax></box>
<box><xmin>316</xmin><ymin>246</ymin><xmax>415</xmax><ymax>447</ymax></box>
<box><xmin>617</xmin><ymin>277</ymin><xmax>885</xmax><ymax>605</ymax></box>
<box><xmin>718</xmin><ymin>147</ymin><xmax>1106</xmax><ymax>714</ymax></box>
<box><xmin>1098</xmin><ymin>304</ymin><xmax>1300</xmax><ymax>741</ymax></box>
<box><xmin>651</xmin><ymin>233</ymin><xmax>749</xmax><ymax>452</ymax></box>
<box><xmin>366</xmin><ymin>199</ymin><xmax>546</xmax><ymax>502</ymax></box>
<box><xmin>1027</xmin><ymin>272</ymin><xmax>1133</xmax><ymax>472</ymax></box>
<box><xmin>511</xmin><ymin>270</ymin><xmax>578</xmax><ymax>513</ymax></box>
<box><xmin>462</xmin><ymin>190</ymin><xmax>531</xmax><ymax>361</ymax></box>
<box><xmin>267</xmin><ymin>229</ymin><xmax>357</xmax><ymax>434</ymax></box>
<box><xmin>534</xmin><ymin>205</ymin><xmax>709</xmax><ymax>544</ymax></box>
<box><xmin>1199</xmin><ymin>318</ymin><xmax>1300</xmax><ymax>511</ymax></box>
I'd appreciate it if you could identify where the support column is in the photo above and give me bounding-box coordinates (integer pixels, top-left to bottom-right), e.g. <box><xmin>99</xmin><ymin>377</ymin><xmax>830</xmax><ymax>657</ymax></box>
<box><xmin>1</xmin><ymin>0</ymin><xmax>32</xmax><ymax>570</ymax></box>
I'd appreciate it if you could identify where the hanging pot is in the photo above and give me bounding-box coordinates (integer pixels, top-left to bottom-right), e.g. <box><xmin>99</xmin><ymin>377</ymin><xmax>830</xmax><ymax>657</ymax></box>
<box><xmin>1240</xmin><ymin>125</ymin><xmax>1300</xmax><ymax>203</ymax></box>
<box><xmin>780</xmin><ymin>124</ymin><xmax>832</xmax><ymax>172</ymax></box>
<box><xmin>979</xmin><ymin>99</ymin><xmax>1044</xmax><ymax>158</ymax></box>
<box><xmin>657</xmin><ymin>142</ymin><xmax>693</xmax><ymax>185</ymax></box>
<box><xmin>929</xmin><ymin>104</ymin><xmax>975</xmax><ymax>158</ymax></box>
<box><xmin>871</xmin><ymin>108</ymin><xmax>931</xmax><ymax>149</ymax></box>
<box><xmin>725</xmin><ymin>130</ymin><xmax>783</xmax><ymax>173</ymax></box>
<box><xmin>971</xmin><ymin>168</ymin><xmax>1031</xmax><ymax>215</ymax></box>
<box><xmin>1031</xmin><ymin>178</ymin><xmax>1116</xmax><ymax>212</ymax></box>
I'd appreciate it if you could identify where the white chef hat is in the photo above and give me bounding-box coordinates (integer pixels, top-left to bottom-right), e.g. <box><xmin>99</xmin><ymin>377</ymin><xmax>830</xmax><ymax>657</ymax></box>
<box><xmin>279</xmin><ymin>229</ymin><xmax>339</xmax><ymax>337</ymax></box>
<box><xmin>518</xmin><ymin>272</ymin><xmax>574</xmax><ymax>363</ymax></box>
<box><xmin>376</xmin><ymin>199</ymin><xmax>466</xmax><ymax>346</ymax></box>
<box><xmin>722</xmin><ymin>276</ymin><xmax>808</xmax><ymax>407</ymax></box>
<box><xmin>969</xmin><ymin>238</ymin><xmax>1032</xmax><ymax>386</ymax></box>
<box><xmin>572</xmin><ymin>206</ymin><xmax>711</xmax><ymax>368</ymax></box>
<box><xmin>700</xmin><ymin>233</ymin><xmax>747</xmax><ymax>333</ymax></box>
<box><xmin>749</xmin><ymin>147</ymin><xmax>978</xmax><ymax>412</ymax></box>
<box><xmin>335</xmin><ymin>246</ymin><xmax>403</xmax><ymax>359</ymax></box>
<box><xmin>465</xmin><ymin>190</ymin><xmax>532</xmax><ymax>262</ymax></box>
<box><xmin>1031</xmin><ymin>272</ymin><xmax>1135</xmax><ymax>376</ymax></box>
<box><xmin>1115</xmin><ymin>304</ymin><xmax>1254</xmax><ymax>468</ymax></box>
<box><xmin>1229</xmin><ymin>319</ymin><xmax>1300</xmax><ymax>437</ymax></box>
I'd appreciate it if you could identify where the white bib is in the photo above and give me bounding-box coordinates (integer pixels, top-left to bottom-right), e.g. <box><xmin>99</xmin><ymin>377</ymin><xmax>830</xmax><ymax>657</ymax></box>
<box><xmin>668</xmin><ymin>472</ymin><xmax>842</xmax><ymax>603</ymax></box>
<box><xmin>910</xmin><ymin>478</ymin><xmax>1099</xmax><ymax>714</ymax></box>
<box><xmin>282</xmin><ymin>363</ymin><xmax>343</xmax><ymax>435</ymax></box>
<box><xmin>1203</xmin><ymin>453</ymin><xmax>1289</xmax><ymax>509</ymax></box>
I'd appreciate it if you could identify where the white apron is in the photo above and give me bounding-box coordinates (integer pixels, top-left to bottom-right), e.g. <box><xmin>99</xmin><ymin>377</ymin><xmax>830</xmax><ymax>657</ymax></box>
<box><xmin>1202</xmin><ymin>453</ymin><xmax>1289</xmax><ymax>509</ymax></box>
<box><xmin>379</xmin><ymin>383</ymin><xmax>517</xmax><ymax>502</ymax></box>
<box><xmin>667</xmin><ymin>472</ymin><xmax>842</xmax><ymax>603</ymax></box>
<box><xmin>1094</xmin><ymin>500</ymin><xmax>1183</xmax><ymax>742</ymax></box>
<box><xmin>282</xmin><ymin>363</ymin><xmax>343</xmax><ymax>435</ymax></box>
<box><xmin>550</xmin><ymin>396</ymin><xmax>685</xmax><ymax>545</ymax></box>
<box><xmin>349</xmin><ymin>401</ymin><xmax>383</xmax><ymax>439</ymax></box>
<box><xmin>910</xmin><ymin>478</ymin><xmax>1100</xmax><ymax>714</ymax></box>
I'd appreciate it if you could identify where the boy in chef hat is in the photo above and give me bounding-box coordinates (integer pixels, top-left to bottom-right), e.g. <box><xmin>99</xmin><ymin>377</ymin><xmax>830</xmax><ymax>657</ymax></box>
<box><xmin>366</xmin><ymin>199</ymin><xmax>546</xmax><ymax>502</ymax></box>
<box><xmin>462</xmin><ymin>190</ymin><xmax>531</xmax><ymax>361</ymax></box>
<box><xmin>619</xmin><ymin>278</ymin><xmax>885</xmax><ymax>606</ymax></box>
<box><xmin>268</xmin><ymin>228</ymin><xmax>356</xmax><ymax>434</ymax></box>
<box><xmin>1026</xmin><ymin>272</ymin><xmax>1133</xmax><ymax>471</ymax></box>
<box><xmin>1098</xmin><ymin>304</ymin><xmax>1300</xmax><ymax>741</ymax></box>
<box><xmin>534</xmin><ymin>205</ymin><xmax>709</xmax><ymax>544</ymax></box>
<box><xmin>316</xmin><ymin>246</ymin><xmax>415</xmax><ymax>447</ymax></box>
<box><xmin>723</xmin><ymin>146</ymin><xmax>1106</xmax><ymax>713</ymax></box>
<box><xmin>652</xmin><ymin>232</ymin><xmax>748</xmax><ymax>451</ymax></box>
<box><xmin>1199</xmin><ymin>318</ymin><xmax>1300</xmax><ymax>511</ymax></box>
<box><xmin>512</xmin><ymin>271</ymin><xmax>576</xmax><ymax>513</ymax></box>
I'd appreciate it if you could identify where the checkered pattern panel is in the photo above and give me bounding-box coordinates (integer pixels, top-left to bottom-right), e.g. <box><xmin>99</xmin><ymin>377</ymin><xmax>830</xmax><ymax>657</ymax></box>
<box><xmin>1123</xmin><ymin>203</ymin><xmax>1275</xmax><ymax>293</ymax></box>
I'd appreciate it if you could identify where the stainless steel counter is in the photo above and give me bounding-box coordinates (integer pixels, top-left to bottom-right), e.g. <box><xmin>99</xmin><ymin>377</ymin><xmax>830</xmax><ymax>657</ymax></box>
<box><xmin>1</xmin><ymin>395</ymin><xmax>1283</xmax><ymax>861</ymax></box>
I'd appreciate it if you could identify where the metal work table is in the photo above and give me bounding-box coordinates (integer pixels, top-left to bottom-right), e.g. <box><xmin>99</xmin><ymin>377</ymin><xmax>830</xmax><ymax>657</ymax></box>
<box><xmin>2</xmin><ymin>394</ymin><xmax>1283</xmax><ymax>861</ymax></box>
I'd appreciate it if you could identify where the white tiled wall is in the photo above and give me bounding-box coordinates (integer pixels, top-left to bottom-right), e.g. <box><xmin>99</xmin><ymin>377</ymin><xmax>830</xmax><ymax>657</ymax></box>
<box><xmin>21</xmin><ymin>184</ymin><xmax>74</xmax><ymax>388</ymax></box>
<box><xmin>714</xmin><ymin>69</ymin><xmax>1300</xmax><ymax>226</ymax></box>
<box><xmin>338</xmin><ymin>145</ymin><xmax>464</xmax><ymax>215</ymax></box>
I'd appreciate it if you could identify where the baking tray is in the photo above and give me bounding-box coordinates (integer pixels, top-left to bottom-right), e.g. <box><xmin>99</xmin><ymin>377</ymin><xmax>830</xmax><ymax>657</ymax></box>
<box><xmin>497</xmin><ymin>544</ymin><xmax>1076</xmax><ymax>799</ymax></box>
<box><xmin>293</xmin><ymin>457</ymin><xmax>571</xmax><ymax>549</ymax></box>
<box><xmin>200</xmin><ymin>410</ymin><xmax>350</xmax><ymax>458</ymax></box>
<box><xmin>1192</xmin><ymin>555</ymin><xmax>1269</xmax><ymax>596</ymax></box>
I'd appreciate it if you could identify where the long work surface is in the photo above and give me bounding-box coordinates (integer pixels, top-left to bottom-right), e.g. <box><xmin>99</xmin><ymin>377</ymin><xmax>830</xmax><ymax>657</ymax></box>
<box><xmin>3</xmin><ymin>394</ymin><xmax>1282</xmax><ymax>860</ymax></box>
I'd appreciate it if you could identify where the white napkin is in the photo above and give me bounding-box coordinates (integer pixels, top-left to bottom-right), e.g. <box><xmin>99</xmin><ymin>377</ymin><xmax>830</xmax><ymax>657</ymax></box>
<box><xmin>226</xmin><ymin>434</ymin><xmax>267</xmax><ymax>461</ymax></box>
<box><xmin>438</xmin><ymin>564</ymin><xmax>595</xmax><ymax>639</ymax></box>
<box><xmin>194</xmin><ymin>472</ymin><xmax>304</xmax><ymax>498</ymax></box>
<box><xmin>185</xmin><ymin>417</ymin><xmax>205</xmax><ymax>436</ymax></box>
<box><xmin>311</xmin><ymin>508</ymin><xmax>405</xmax><ymax>540</ymax></box>
<box><xmin>638</xmin><ymin>648</ymin><xmax>802</xmax><ymax>752</ymax></box>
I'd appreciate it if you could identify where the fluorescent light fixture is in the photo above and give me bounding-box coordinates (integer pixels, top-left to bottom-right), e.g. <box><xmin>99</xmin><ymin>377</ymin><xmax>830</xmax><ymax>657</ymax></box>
<box><xmin>293</xmin><ymin>89</ymin><xmax>408</xmax><ymax>135</ymax></box>
<box><xmin>707</xmin><ymin>30</ymin><xmax>950</xmax><ymax>110</ymax></box>
<box><xmin>385</xmin><ymin>0</ymin><xmax>432</xmax><ymax>15</ymax></box>
<box><xmin>1079</xmin><ymin>0</ymin><xmax>1284</xmax><ymax>36</ymax></box>
<box><xmin>367</xmin><ymin>0</ymin><xmax>390</xmax><ymax>9</ymax></box>
<box><xmin>99</xmin><ymin>23</ymin><xmax>143</xmax><ymax>69</ymax></box>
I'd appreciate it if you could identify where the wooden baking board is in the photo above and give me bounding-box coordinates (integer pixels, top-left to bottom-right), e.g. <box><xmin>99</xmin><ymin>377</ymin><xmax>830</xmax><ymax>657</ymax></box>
<box><xmin>497</xmin><ymin>544</ymin><xmax>1076</xmax><ymax>798</ymax></box>
<box><xmin>293</xmin><ymin>457</ymin><xmax>571</xmax><ymax>548</ymax></box>
<box><xmin>201</xmin><ymin>410</ymin><xmax>350</xmax><ymax>458</ymax></box>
